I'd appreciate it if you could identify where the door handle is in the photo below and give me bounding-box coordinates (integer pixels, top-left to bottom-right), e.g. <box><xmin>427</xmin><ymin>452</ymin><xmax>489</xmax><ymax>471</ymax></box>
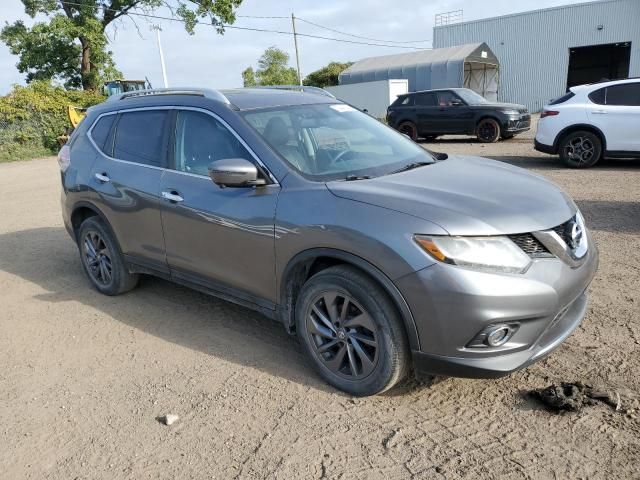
<box><xmin>161</xmin><ymin>191</ymin><xmax>184</xmax><ymax>203</ymax></box>
<box><xmin>591</xmin><ymin>110</ymin><xmax>607</xmax><ymax>114</ymax></box>
<box><xmin>94</xmin><ymin>172</ymin><xmax>110</xmax><ymax>183</ymax></box>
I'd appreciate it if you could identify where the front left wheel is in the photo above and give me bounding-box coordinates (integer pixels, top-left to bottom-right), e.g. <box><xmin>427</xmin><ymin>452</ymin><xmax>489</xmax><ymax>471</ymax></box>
<box><xmin>476</xmin><ymin>118</ymin><xmax>501</xmax><ymax>143</ymax></box>
<box><xmin>295</xmin><ymin>265</ymin><xmax>410</xmax><ymax>396</ymax></box>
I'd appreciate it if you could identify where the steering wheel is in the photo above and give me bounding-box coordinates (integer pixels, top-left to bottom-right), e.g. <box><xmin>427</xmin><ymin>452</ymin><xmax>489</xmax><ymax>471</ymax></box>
<box><xmin>331</xmin><ymin>149</ymin><xmax>356</xmax><ymax>164</ymax></box>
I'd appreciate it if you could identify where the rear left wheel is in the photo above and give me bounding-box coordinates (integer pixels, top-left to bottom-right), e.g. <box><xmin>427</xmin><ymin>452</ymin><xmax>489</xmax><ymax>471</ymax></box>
<box><xmin>558</xmin><ymin>131</ymin><xmax>602</xmax><ymax>168</ymax></box>
<box><xmin>295</xmin><ymin>265</ymin><xmax>410</xmax><ymax>396</ymax></box>
<box><xmin>398</xmin><ymin>121</ymin><xmax>418</xmax><ymax>141</ymax></box>
<box><xmin>77</xmin><ymin>217</ymin><xmax>139</xmax><ymax>296</ymax></box>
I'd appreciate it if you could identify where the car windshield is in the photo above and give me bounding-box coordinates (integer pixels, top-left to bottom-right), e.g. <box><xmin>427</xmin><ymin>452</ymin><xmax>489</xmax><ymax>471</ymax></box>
<box><xmin>456</xmin><ymin>89</ymin><xmax>489</xmax><ymax>105</ymax></box>
<box><xmin>241</xmin><ymin>104</ymin><xmax>434</xmax><ymax>181</ymax></box>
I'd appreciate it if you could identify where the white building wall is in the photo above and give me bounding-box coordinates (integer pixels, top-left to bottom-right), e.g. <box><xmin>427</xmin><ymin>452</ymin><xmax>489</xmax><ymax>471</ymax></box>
<box><xmin>433</xmin><ymin>0</ymin><xmax>640</xmax><ymax>111</ymax></box>
<box><xmin>325</xmin><ymin>79</ymin><xmax>409</xmax><ymax>119</ymax></box>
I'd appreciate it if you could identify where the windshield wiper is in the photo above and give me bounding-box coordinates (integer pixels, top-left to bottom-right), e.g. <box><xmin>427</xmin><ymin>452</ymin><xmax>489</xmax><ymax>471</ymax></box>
<box><xmin>387</xmin><ymin>161</ymin><xmax>432</xmax><ymax>176</ymax></box>
<box><xmin>345</xmin><ymin>174</ymin><xmax>372</xmax><ymax>181</ymax></box>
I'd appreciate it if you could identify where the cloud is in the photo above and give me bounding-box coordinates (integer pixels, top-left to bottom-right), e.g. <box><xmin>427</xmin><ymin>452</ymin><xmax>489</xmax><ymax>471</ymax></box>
<box><xmin>0</xmin><ymin>0</ymin><xmax>592</xmax><ymax>94</ymax></box>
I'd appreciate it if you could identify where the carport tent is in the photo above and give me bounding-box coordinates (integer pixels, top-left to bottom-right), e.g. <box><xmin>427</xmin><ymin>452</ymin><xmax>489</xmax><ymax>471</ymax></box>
<box><xmin>339</xmin><ymin>43</ymin><xmax>499</xmax><ymax>101</ymax></box>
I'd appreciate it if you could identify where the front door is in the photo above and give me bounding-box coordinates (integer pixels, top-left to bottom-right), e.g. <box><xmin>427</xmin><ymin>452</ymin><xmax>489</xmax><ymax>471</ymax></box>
<box><xmin>434</xmin><ymin>91</ymin><xmax>473</xmax><ymax>134</ymax></box>
<box><xmin>159</xmin><ymin>109</ymin><xmax>280</xmax><ymax>308</ymax></box>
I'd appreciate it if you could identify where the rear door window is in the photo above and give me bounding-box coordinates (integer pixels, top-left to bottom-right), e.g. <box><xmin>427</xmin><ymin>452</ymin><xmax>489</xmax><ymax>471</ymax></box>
<box><xmin>90</xmin><ymin>114</ymin><xmax>116</xmax><ymax>154</ymax></box>
<box><xmin>588</xmin><ymin>88</ymin><xmax>606</xmax><ymax>105</ymax></box>
<box><xmin>414</xmin><ymin>93</ymin><xmax>437</xmax><ymax>106</ymax></box>
<box><xmin>113</xmin><ymin>110</ymin><xmax>169</xmax><ymax>167</ymax></box>
<box><xmin>605</xmin><ymin>83</ymin><xmax>640</xmax><ymax>106</ymax></box>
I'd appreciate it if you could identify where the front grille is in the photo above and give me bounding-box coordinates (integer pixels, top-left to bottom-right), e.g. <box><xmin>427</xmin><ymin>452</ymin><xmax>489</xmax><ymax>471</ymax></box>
<box><xmin>508</xmin><ymin>233</ymin><xmax>551</xmax><ymax>257</ymax></box>
<box><xmin>553</xmin><ymin>221</ymin><xmax>572</xmax><ymax>245</ymax></box>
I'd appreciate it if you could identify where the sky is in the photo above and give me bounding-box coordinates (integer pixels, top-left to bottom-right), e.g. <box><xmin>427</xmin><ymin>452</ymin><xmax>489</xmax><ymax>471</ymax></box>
<box><xmin>0</xmin><ymin>0</ymin><xmax>594</xmax><ymax>94</ymax></box>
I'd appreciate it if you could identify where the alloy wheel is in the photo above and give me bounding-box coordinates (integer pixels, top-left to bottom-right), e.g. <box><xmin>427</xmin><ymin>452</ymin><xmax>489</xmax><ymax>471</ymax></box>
<box><xmin>399</xmin><ymin>123</ymin><xmax>417</xmax><ymax>141</ymax></box>
<box><xmin>565</xmin><ymin>136</ymin><xmax>595</xmax><ymax>164</ymax></box>
<box><xmin>83</xmin><ymin>231</ymin><xmax>113</xmax><ymax>286</ymax></box>
<box><xmin>478</xmin><ymin>120</ymin><xmax>498</xmax><ymax>141</ymax></box>
<box><xmin>306</xmin><ymin>291</ymin><xmax>379</xmax><ymax>379</ymax></box>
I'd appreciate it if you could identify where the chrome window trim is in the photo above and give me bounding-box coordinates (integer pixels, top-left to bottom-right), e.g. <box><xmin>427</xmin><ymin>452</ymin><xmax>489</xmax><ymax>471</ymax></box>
<box><xmin>87</xmin><ymin>106</ymin><xmax>279</xmax><ymax>185</ymax></box>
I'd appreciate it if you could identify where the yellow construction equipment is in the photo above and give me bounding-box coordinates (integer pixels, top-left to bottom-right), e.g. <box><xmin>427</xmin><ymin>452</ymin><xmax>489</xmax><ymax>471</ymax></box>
<box><xmin>60</xmin><ymin>79</ymin><xmax>151</xmax><ymax>145</ymax></box>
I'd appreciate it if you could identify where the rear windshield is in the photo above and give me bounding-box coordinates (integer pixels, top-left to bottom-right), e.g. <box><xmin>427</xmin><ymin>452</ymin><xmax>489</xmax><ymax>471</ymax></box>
<box><xmin>549</xmin><ymin>91</ymin><xmax>575</xmax><ymax>105</ymax></box>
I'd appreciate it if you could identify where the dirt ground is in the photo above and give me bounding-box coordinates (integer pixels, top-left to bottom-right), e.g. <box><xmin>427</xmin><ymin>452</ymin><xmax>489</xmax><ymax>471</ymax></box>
<box><xmin>1</xmin><ymin>134</ymin><xmax>639</xmax><ymax>479</ymax></box>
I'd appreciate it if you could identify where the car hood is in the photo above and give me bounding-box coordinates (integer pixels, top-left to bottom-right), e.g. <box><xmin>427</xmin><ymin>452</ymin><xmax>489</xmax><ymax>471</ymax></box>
<box><xmin>326</xmin><ymin>156</ymin><xmax>576</xmax><ymax>236</ymax></box>
<box><xmin>471</xmin><ymin>102</ymin><xmax>528</xmax><ymax>111</ymax></box>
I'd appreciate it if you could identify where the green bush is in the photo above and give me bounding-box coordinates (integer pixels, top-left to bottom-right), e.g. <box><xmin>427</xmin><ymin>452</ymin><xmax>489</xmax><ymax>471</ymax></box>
<box><xmin>0</xmin><ymin>81</ymin><xmax>105</xmax><ymax>162</ymax></box>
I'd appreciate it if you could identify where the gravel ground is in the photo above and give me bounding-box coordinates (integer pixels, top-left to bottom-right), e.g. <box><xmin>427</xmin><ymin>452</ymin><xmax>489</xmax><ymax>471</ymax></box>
<box><xmin>1</xmin><ymin>135</ymin><xmax>639</xmax><ymax>479</ymax></box>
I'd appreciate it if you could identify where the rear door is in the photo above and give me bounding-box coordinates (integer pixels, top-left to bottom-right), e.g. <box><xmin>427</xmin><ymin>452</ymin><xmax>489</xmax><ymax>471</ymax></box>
<box><xmin>588</xmin><ymin>82</ymin><xmax>640</xmax><ymax>152</ymax></box>
<box><xmin>88</xmin><ymin>109</ymin><xmax>170</xmax><ymax>274</ymax></box>
<box><xmin>159</xmin><ymin>108</ymin><xmax>280</xmax><ymax>308</ymax></box>
<box><xmin>413</xmin><ymin>92</ymin><xmax>439</xmax><ymax>134</ymax></box>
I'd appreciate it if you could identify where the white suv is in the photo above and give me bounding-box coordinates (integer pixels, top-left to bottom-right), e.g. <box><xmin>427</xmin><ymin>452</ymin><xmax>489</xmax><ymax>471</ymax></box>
<box><xmin>535</xmin><ymin>78</ymin><xmax>640</xmax><ymax>168</ymax></box>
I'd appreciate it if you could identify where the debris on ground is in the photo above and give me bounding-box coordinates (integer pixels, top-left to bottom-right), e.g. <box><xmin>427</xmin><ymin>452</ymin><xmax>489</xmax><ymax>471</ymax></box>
<box><xmin>527</xmin><ymin>382</ymin><xmax>622</xmax><ymax>412</ymax></box>
<box><xmin>158</xmin><ymin>414</ymin><xmax>179</xmax><ymax>426</ymax></box>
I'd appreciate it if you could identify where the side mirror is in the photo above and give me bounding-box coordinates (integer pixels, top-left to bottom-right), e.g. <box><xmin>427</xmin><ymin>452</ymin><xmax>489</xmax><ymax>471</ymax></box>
<box><xmin>451</xmin><ymin>99</ymin><xmax>464</xmax><ymax>107</ymax></box>
<box><xmin>208</xmin><ymin>158</ymin><xmax>266</xmax><ymax>188</ymax></box>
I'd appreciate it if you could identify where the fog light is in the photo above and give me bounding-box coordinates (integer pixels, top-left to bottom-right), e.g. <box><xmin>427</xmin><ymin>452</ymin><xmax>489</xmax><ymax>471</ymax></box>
<box><xmin>467</xmin><ymin>323</ymin><xmax>519</xmax><ymax>348</ymax></box>
<box><xmin>486</xmin><ymin>325</ymin><xmax>513</xmax><ymax>347</ymax></box>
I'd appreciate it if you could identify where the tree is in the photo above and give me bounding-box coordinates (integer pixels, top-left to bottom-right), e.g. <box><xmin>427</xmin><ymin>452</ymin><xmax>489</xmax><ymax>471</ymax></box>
<box><xmin>241</xmin><ymin>66</ymin><xmax>257</xmax><ymax>87</ymax></box>
<box><xmin>242</xmin><ymin>46</ymin><xmax>299</xmax><ymax>87</ymax></box>
<box><xmin>303</xmin><ymin>61</ymin><xmax>353</xmax><ymax>88</ymax></box>
<box><xmin>1</xmin><ymin>1</ymin><xmax>243</xmax><ymax>91</ymax></box>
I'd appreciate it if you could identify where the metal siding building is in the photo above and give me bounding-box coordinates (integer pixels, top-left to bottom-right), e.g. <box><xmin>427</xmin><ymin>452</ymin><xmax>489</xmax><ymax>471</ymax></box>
<box><xmin>433</xmin><ymin>0</ymin><xmax>640</xmax><ymax>112</ymax></box>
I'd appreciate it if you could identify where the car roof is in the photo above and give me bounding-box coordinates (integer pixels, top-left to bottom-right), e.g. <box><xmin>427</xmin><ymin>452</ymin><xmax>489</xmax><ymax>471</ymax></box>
<box><xmin>220</xmin><ymin>88</ymin><xmax>340</xmax><ymax>110</ymax></box>
<box><xmin>404</xmin><ymin>88</ymin><xmax>468</xmax><ymax>96</ymax></box>
<box><xmin>89</xmin><ymin>87</ymin><xmax>340</xmax><ymax>116</ymax></box>
<box><xmin>573</xmin><ymin>77</ymin><xmax>640</xmax><ymax>92</ymax></box>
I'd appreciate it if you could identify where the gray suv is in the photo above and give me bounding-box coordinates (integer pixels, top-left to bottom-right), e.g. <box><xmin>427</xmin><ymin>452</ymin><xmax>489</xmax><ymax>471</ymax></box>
<box><xmin>59</xmin><ymin>88</ymin><xmax>598</xmax><ymax>396</ymax></box>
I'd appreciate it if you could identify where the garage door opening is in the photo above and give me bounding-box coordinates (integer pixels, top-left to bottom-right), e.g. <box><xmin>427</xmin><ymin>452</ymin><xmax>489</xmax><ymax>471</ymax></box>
<box><xmin>567</xmin><ymin>42</ymin><xmax>631</xmax><ymax>90</ymax></box>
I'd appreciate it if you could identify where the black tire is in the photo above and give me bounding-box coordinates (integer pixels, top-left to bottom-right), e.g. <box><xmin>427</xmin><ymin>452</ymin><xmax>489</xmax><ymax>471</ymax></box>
<box><xmin>398</xmin><ymin>121</ymin><xmax>418</xmax><ymax>141</ymax></box>
<box><xmin>476</xmin><ymin>118</ymin><xmax>501</xmax><ymax>143</ymax></box>
<box><xmin>77</xmin><ymin>217</ymin><xmax>139</xmax><ymax>296</ymax></box>
<box><xmin>295</xmin><ymin>265</ymin><xmax>410</xmax><ymax>396</ymax></box>
<box><xmin>558</xmin><ymin>130</ymin><xmax>602</xmax><ymax>168</ymax></box>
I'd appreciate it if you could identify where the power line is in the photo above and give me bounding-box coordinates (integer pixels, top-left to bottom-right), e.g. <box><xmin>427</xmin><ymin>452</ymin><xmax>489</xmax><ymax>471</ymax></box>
<box><xmin>297</xmin><ymin>17</ymin><xmax>432</xmax><ymax>45</ymax></box>
<box><xmin>57</xmin><ymin>1</ymin><xmax>426</xmax><ymax>50</ymax></box>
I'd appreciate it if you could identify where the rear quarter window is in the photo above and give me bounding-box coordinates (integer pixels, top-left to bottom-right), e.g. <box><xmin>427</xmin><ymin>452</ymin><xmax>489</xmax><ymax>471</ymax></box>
<box><xmin>89</xmin><ymin>114</ymin><xmax>116</xmax><ymax>154</ymax></box>
<box><xmin>588</xmin><ymin>88</ymin><xmax>606</xmax><ymax>105</ymax></box>
<box><xmin>392</xmin><ymin>95</ymin><xmax>413</xmax><ymax>107</ymax></box>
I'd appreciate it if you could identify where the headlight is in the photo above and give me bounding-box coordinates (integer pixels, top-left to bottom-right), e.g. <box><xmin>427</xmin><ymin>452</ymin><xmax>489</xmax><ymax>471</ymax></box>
<box><xmin>414</xmin><ymin>235</ymin><xmax>532</xmax><ymax>274</ymax></box>
<box><xmin>502</xmin><ymin>109</ymin><xmax>521</xmax><ymax>116</ymax></box>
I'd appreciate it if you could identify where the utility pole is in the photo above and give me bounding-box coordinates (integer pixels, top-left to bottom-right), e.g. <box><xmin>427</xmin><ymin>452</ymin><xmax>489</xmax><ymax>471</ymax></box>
<box><xmin>291</xmin><ymin>13</ymin><xmax>303</xmax><ymax>86</ymax></box>
<box><xmin>153</xmin><ymin>25</ymin><xmax>169</xmax><ymax>88</ymax></box>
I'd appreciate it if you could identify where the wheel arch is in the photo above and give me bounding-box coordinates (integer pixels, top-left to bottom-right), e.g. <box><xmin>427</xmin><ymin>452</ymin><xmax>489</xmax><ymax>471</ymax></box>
<box><xmin>279</xmin><ymin>248</ymin><xmax>420</xmax><ymax>351</ymax></box>
<box><xmin>70</xmin><ymin>202</ymin><xmax>123</xmax><ymax>253</ymax></box>
<box><xmin>553</xmin><ymin>124</ymin><xmax>607</xmax><ymax>152</ymax></box>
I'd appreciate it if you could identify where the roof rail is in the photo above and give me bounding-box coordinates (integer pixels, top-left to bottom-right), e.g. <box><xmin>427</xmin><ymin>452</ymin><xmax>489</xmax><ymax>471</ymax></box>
<box><xmin>254</xmin><ymin>85</ymin><xmax>336</xmax><ymax>98</ymax></box>
<box><xmin>108</xmin><ymin>87</ymin><xmax>230</xmax><ymax>104</ymax></box>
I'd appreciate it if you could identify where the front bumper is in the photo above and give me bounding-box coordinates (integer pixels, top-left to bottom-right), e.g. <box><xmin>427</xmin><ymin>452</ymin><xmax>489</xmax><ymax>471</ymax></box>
<box><xmin>412</xmin><ymin>291</ymin><xmax>587</xmax><ymax>378</ymax></box>
<box><xmin>505</xmin><ymin>115</ymin><xmax>531</xmax><ymax>134</ymax></box>
<box><xmin>396</xmin><ymin>231</ymin><xmax>598</xmax><ymax>379</ymax></box>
